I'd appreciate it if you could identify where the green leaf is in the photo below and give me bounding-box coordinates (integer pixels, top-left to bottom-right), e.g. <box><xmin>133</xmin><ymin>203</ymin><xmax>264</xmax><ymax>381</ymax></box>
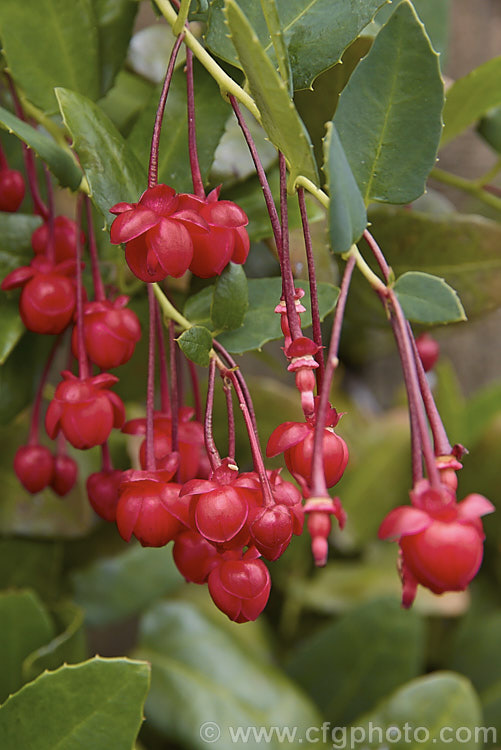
<box><xmin>393</xmin><ymin>271</ymin><xmax>466</xmax><ymax>324</ymax></box>
<box><xmin>259</xmin><ymin>0</ymin><xmax>292</xmax><ymax>92</ymax></box>
<box><xmin>324</xmin><ymin>122</ymin><xmax>367</xmax><ymax>254</ymax></box>
<box><xmin>335</xmin><ymin>0</ymin><xmax>444</xmax><ymax>204</ymax></box>
<box><xmin>224</xmin><ymin>0</ymin><xmax>318</xmax><ymax>188</ymax></box>
<box><xmin>0</xmin><ymin>0</ymin><xmax>100</xmax><ymax>113</ymax></box>
<box><xmin>449</xmin><ymin>611</ymin><xmax>501</xmax><ymax>738</ymax></box>
<box><xmin>376</xmin><ymin>0</ymin><xmax>451</xmax><ymax>65</ymax></box>
<box><xmin>134</xmin><ymin>600</ymin><xmax>328</xmax><ymax>750</ymax></box>
<box><xmin>178</xmin><ymin>326</ymin><xmax>213</xmax><ymax>366</ymax></box>
<box><xmin>56</xmin><ymin>88</ymin><xmax>146</xmax><ymax>220</ymax></box>
<box><xmin>0</xmin><ymin>590</ymin><xmax>55</xmax><ymax>703</ymax></box>
<box><xmin>286</xmin><ymin>598</ymin><xmax>424</xmax><ymax>726</ymax></box>
<box><xmin>207</xmin><ymin>0</ymin><xmax>387</xmax><ymax>91</ymax></box>
<box><xmin>216</xmin><ymin>278</ymin><xmax>339</xmax><ymax>353</ymax></box>
<box><xmin>351</xmin><ymin>672</ymin><xmax>483</xmax><ymax>748</ymax></box>
<box><xmin>211</xmin><ymin>263</ymin><xmax>248</xmax><ymax>331</ymax></box>
<box><xmin>0</xmin><ymin>213</ymin><xmax>42</xmax><ymax>278</ymax></box>
<box><xmin>0</xmin><ymin>657</ymin><xmax>150</xmax><ymax>750</ymax></box>
<box><xmin>0</xmin><ymin>334</ymin><xmax>51</xmax><ymax>425</ymax></box>
<box><xmin>71</xmin><ymin>543</ymin><xmax>183</xmax><ymax>626</ymax></box>
<box><xmin>478</xmin><ymin>105</ymin><xmax>501</xmax><ymax>154</ymax></box>
<box><xmin>128</xmin><ymin>62</ymin><xmax>229</xmax><ymax>193</ymax></box>
<box><xmin>0</xmin><ymin>297</ymin><xmax>24</xmax><ymax>365</ymax></box>
<box><xmin>22</xmin><ymin>601</ymin><xmax>86</xmax><ymax>682</ymax></box>
<box><xmin>0</xmin><ymin>539</ymin><xmax>63</xmax><ymax>602</ymax></box>
<box><xmin>91</xmin><ymin>0</ymin><xmax>138</xmax><ymax>95</ymax></box>
<box><xmin>98</xmin><ymin>70</ymin><xmax>154</xmax><ymax>136</ymax></box>
<box><xmin>0</xmin><ymin>106</ymin><xmax>83</xmax><ymax>191</ymax></box>
<box><xmin>441</xmin><ymin>57</ymin><xmax>501</xmax><ymax>147</ymax></box>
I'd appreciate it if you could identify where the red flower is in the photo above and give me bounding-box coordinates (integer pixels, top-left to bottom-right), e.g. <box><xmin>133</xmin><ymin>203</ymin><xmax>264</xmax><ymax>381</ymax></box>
<box><xmin>71</xmin><ymin>296</ymin><xmax>141</xmax><ymax>370</ymax></box>
<box><xmin>109</xmin><ymin>184</ymin><xmax>208</xmax><ymax>282</ymax></box>
<box><xmin>31</xmin><ymin>216</ymin><xmax>85</xmax><ymax>263</ymax></box>
<box><xmin>208</xmin><ymin>550</ymin><xmax>271</xmax><ymax>623</ymax></box>
<box><xmin>177</xmin><ymin>187</ymin><xmax>250</xmax><ymax>278</ymax></box>
<box><xmin>0</xmin><ymin>168</ymin><xmax>25</xmax><ymax>212</ymax></box>
<box><xmin>14</xmin><ymin>445</ymin><xmax>54</xmax><ymax>494</ymax></box>
<box><xmin>45</xmin><ymin>371</ymin><xmax>125</xmax><ymax>449</ymax></box>
<box><xmin>115</xmin><ymin>469</ymin><xmax>184</xmax><ymax>547</ymax></box>
<box><xmin>379</xmin><ymin>479</ymin><xmax>494</xmax><ymax>607</ymax></box>
<box><xmin>1</xmin><ymin>258</ymin><xmax>77</xmax><ymax>335</ymax></box>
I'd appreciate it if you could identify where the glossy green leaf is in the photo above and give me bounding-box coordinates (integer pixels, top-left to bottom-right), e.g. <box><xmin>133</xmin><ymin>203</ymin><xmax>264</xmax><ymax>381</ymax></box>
<box><xmin>211</xmin><ymin>263</ymin><xmax>248</xmax><ymax>331</ymax></box>
<box><xmin>394</xmin><ymin>271</ymin><xmax>466</xmax><ymax>324</ymax></box>
<box><xmin>178</xmin><ymin>325</ymin><xmax>213</xmax><ymax>366</ymax></box>
<box><xmin>449</xmin><ymin>611</ymin><xmax>501</xmax><ymax>738</ymax></box>
<box><xmin>441</xmin><ymin>57</ymin><xmax>501</xmax><ymax>147</ymax></box>
<box><xmin>22</xmin><ymin>602</ymin><xmax>86</xmax><ymax>683</ymax></box>
<box><xmin>351</xmin><ymin>672</ymin><xmax>483</xmax><ymax>748</ymax></box>
<box><xmin>134</xmin><ymin>600</ymin><xmax>328</xmax><ymax>750</ymax></box>
<box><xmin>0</xmin><ymin>539</ymin><xmax>63</xmax><ymax>602</ymax></box>
<box><xmin>98</xmin><ymin>70</ymin><xmax>154</xmax><ymax>136</ymax></box>
<box><xmin>224</xmin><ymin>0</ymin><xmax>318</xmax><ymax>188</ymax></box>
<box><xmin>0</xmin><ymin>590</ymin><xmax>55</xmax><ymax>703</ymax></box>
<box><xmin>335</xmin><ymin>0</ymin><xmax>444</xmax><ymax>204</ymax></box>
<box><xmin>128</xmin><ymin>62</ymin><xmax>229</xmax><ymax>193</ymax></box>
<box><xmin>0</xmin><ymin>657</ymin><xmax>150</xmax><ymax>750</ymax></box>
<box><xmin>91</xmin><ymin>0</ymin><xmax>138</xmax><ymax>95</ymax></box>
<box><xmin>0</xmin><ymin>0</ymin><xmax>100</xmax><ymax>113</ymax></box>
<box><xmin>376</xmin><ymin>0</ymin><xmax>451</xmax><ymax>64</ymax></box>
<box><xmin>0</xmin><ymin>297</ymin><xmax>24</xmax><ymax>365</ymax></box>
<box><xmin>259</xmin><ymin>0</ymin><xmax>292</xmax><ymax>91</ymax></box>
<box><xmin>217</xmin><ymin>278</ymin><xmax>338</xmax><ymax>353</ymax></box>
<box><xmin>207</xmin><ymin>0</ymin><xmax>386</xmax><ymax>91</ymax></box>
<box><xmin>478</xmin><ymin>105</ymin><xmax>501</xmax><ymax>154</ymax></box>
<box><xmin>287</xmin><ymin>598</ymin><xmax>424</xmax><ymax>726</ymax></box>
<box><xmin>56</xmin><ymin>88</ymin><xmax>146</xmax><ymax>221</ymax></box>
<box><xmin>0</xmin><ymin>107</ymin><xmax>82</xmax><ymax>191</ymax></box>
<box><xmin>71</xmin><ymin>542</ymin><xmax>183</xmax><ymax>626</ymax></box>
<box><xmin>324</xmin><ymin>122</ymin><xmax>367</xmax><ymax>254</ymax></box>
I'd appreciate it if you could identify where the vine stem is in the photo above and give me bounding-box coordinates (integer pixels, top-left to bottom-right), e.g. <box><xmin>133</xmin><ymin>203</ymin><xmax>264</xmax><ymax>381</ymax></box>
<box><xmin>310</xmin><ymin>253</ymin><xmax>356</xmax><ymax>497</ymax></box>
<box><xmin>294</xmin><ymin>176</ymin><xmax>329</xmax><ymax>209</ymax></box>
<box><xmin>75</xmin><ymin>196</ymin><xmax>90</xmax><ymax>380</ymax></box>
<box><xmin>153</xmin><ymin>283</ymin><xmax>191</xmax><ymax>330</ymax></box>
<box><xmin>204</xmin><ymin>357</ymin><xmax>222</xmax><ymax>471</ymax></box>
<box><xmin>85</xmin><ymin>197</ymin><xmax>106</xmax><ymax>302</ymax></box>
<box><xmin>28</xmin><ymin>336</ymin><xmax>61</xmax><ymax>445</ymax></box>
<box><xmin>155</xmin><ymin>0</ymin><xmax>260</xmax><ymax>121</ymax></box>
<box><xmin>298</xmin><ymin>187</ymin><xmax>324</xmax><ymax>387</ymax></box>
<box><xmin>186</xmin><ymin>48</ymin><xmax>205</xmax><ymax>198</ymax></box>
<box><xmin>431</xmin><ymin>167</ymin><xmax>501</xmax><ymax>213</ymax></box>
<box><xmin>148</xmin><ymin>32</ymin><xmax>185</xmax><ymax>189</ymax></box>
<box><xmin>145</xmin><ymin>285</ymin><xmax>157</xmax><ymax>472</ymax></box>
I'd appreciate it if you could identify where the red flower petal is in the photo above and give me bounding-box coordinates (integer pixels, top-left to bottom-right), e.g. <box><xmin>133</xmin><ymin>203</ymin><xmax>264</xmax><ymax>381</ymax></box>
<box><xmin>378</xmin><ymin>506</ymin><xmax>432</xmax><ymax>541</ymax></box>
<box><xmin>110</xmin><ymin>207</ymin><xmax>159</xmax><ymax>244</ymax></box>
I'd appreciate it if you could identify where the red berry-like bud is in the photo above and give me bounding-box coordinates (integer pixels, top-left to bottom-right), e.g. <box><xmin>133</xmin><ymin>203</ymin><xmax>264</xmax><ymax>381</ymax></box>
<box><xmin>31</xmin><ymin>216</ymin><xmax>85</xmax><ymax>262</ymax></box>
<box><xmin>87</xmin><ymin>469</ymin><xmax>123</xmax><ymax>521</ymax></box>
<box><xmin>286</xmin><ymin>429</ymin><xmax>348</xmax><ymax>488</ymax></box>
<box><xmin>208</xmin><ymin>556</ymin><xmax>271</xmax><ymax>623</ymax></box>
<box><xmin>249</xmin><ymin>505</ymin><xmax>293</xmax><ymax>561</ymax></box>
<box><xmin>50</xmin><ymin>454</ymin><xmax>78</xmax><ymax>496</ymax></box>
<box><xmin>194</xmin><ymin>486</ymin><xmax>248</xmax><ymax>544</ymax></box>
<box><xmin>173</xmin><ymin>529</ymin><xmax>221</xmax><ymax>583</ymax></box>
<box><xmin>115</xmin><ymin>470</ymin><xmax>182</xmax><ymax>547</ymax></box>
<box><xmin>415</xmin><ymin>333</ymin><xmax>440</xmax><ymax>372</ymax></box>
<box><xmin>45</xmin><ymin>371</ymin><xmax>125</xmax><ymax>450</ymax></box>
<box><xmin>0</xmin><ymin>168</ymin><xmax>25</xmax><ymax>212</ymax></box>
<box><xmin>14</xmin><ymin>444</ymin><xmax>54</xmax><ymax>494</ymax></box>
<box><xmin>71</xmin><ymin>297</ymin><xmax>141</xmax><ymax>370</ymax></box>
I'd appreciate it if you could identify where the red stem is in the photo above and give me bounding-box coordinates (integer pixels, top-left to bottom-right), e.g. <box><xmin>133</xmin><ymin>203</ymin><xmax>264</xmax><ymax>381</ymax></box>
<box><xmin>279</xmin><ymin>152</ymin><xmax>302</xmax><ymax>341</ymax></box>
<box><xmin>155</xmin><ymin>304</ymin><xmax>171</xmax><ymax>414</ymax></box>
<box><xmin>212</xmin><ymin>340</ymin><xmax>258</xmax><ymax>435</ymax></box>
<box><xmin>204</xmin><ymin>357</ymin><xmax>222</xmax><ymax>471</ymax></box>
<box><xmin>187</xmin><ymin>359</ymin><xmax>202</xmax><ymax>423</ymax></box>
<box><xmin>186</xmin><ymin>48</ymin><xmax>205</xmax><ymax>198</ymax></box>
<box><xmin>310</xmin><ymin>254</ymin><xmax>355</xmax><ymax>497</ymax></box>
<box><xmin>298</xmin><ymin>187</ymin><xmax>324</xmax><ymax>386</ymax></box>
<box><xmin>101</xmin><ymin>441</ymin><xmax>113</xmax><ymax>472</ymax></box>
<box><xmin>28</xmin><ymin>335</ymin><xmax>61</xmax><ymax>445</ymax></box>
<box><xmin>145</xmin><ymin>284</ymin><xmax>157</xmax><ymax>471</ymax></box>
<box><xmin>75</xmin><ymin>196</ymin><xmax>90</xmax><ymax>380</ymax></box>
<box><xmin>363</xmin><ymin>229</ymin><xmax>391</xmax><ymax>282</ymax></box>
<box><xmin>0</xmin><ymin>142</ymin><xmax>8</xmax><ymax>170</ymax></box>
<box><xmin>85</xmin><ymin>197</ymin><xmax>106</xmax><ymax>302</ymax></box>
<box><xmin>148</xmin><ymin>33</ymin><xmax>185</xmax><ymax>189</ymax></box>
<box><xmin>44</xmin><ymin>167</ymin><xmax>56</xmax><ymax>266</ymax></box>
<box><xmin>168</xmin><ymin>320</ymin><xmax>179</xmax><ymax>454</ymax></box>
<box><xmin>222</xmin><ymin>376</ymin><xmax>236</xmax><ymax>460</ymax></box>
<box><xmin>5</xmin><ymin>74</ymin><xmax>48</xmax><ymax>218</ymax></box>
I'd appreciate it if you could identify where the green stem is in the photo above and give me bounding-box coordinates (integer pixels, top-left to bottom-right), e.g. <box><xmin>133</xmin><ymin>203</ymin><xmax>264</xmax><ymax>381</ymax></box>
<box><xmin>153</xmin><ymin>283</ymin><xmax>192</xmax><ymax>330</ymax></box>
<box><xmin>350</xmin><ymin>244</ymin><xmax>387</xmax><ymax>293</ymax></box>
<box><xmin>431</xmin><ymin>167</ymin><xmax>501</xmax><ymax>213</ymax></box>
<box><xmin>155</xmin><ymin>0</ymin><xmax>261</xmax><ymax>121</ymax></box>
<box><xmin>294</xmin><ymin>175</ymin><xmax>329</xmax><ymax>208</ymax></box>
<box><xmin>474</xmin><ymin>157</ymin><xmax>501</xmax><ymax>188</ymax></box>
<box><xmin>173</xmin><ymin>0</ymin><xmax>191</xmax><ymax>35</ymax></box>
